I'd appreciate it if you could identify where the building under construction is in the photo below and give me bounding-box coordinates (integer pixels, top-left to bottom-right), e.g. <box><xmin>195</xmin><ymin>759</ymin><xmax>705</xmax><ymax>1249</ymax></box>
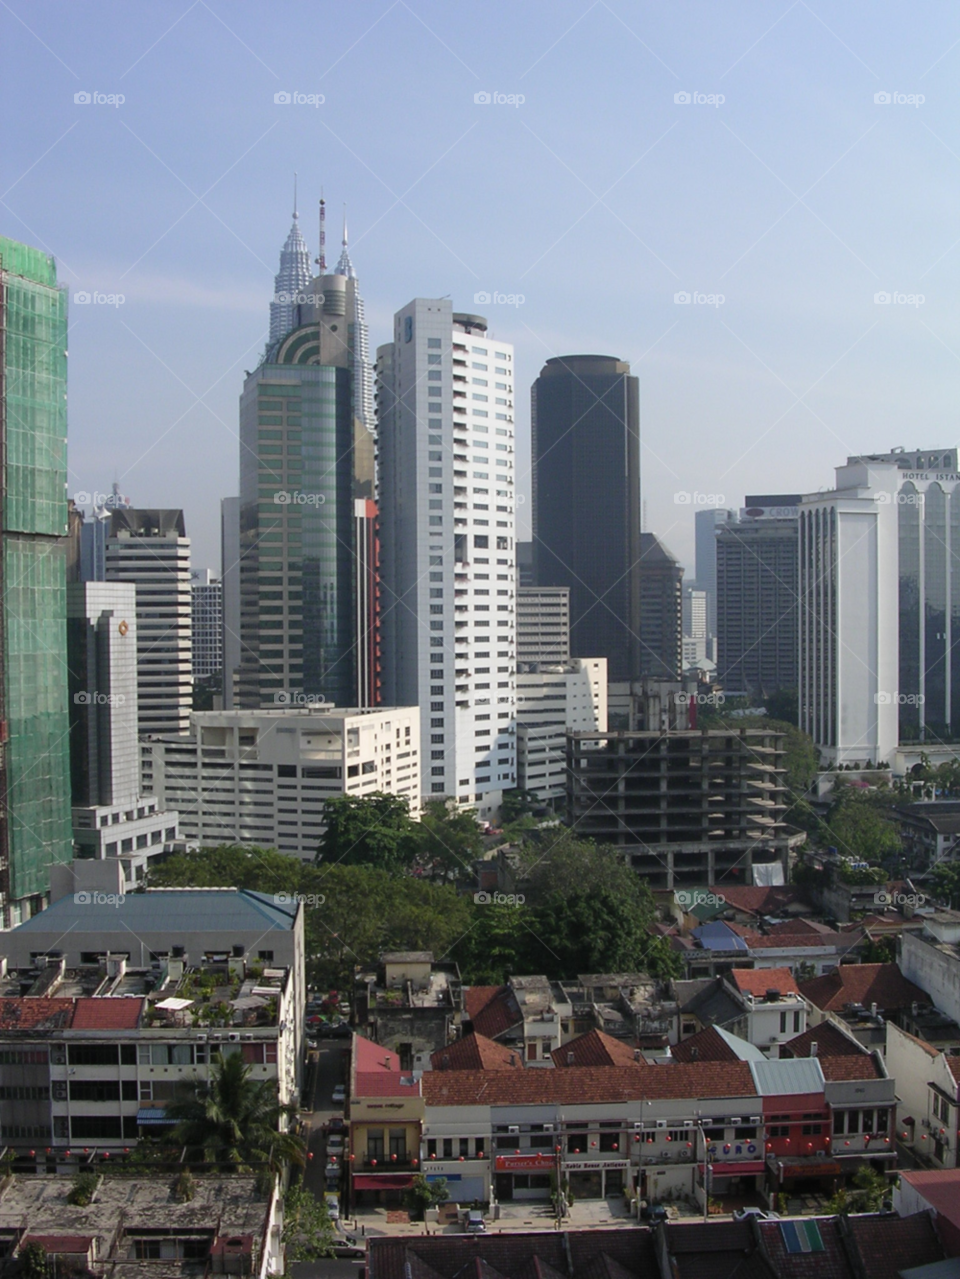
<box><xmin>566</xmin><ymin>727</ymin><xmax>788</xmax><ymax>888</ymax></box>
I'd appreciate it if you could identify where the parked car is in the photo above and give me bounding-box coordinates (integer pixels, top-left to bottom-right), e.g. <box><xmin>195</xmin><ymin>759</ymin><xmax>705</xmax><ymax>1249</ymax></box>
<box><xmin>327</xmin><ymin>1116</ymin><xmax>346</xmax><ymax>1132</ymax></box>
<box><xmin>733</xmin><ymin>1207</ymin><xmax>779</xmax><ymax>1221</ymax></box>
<box><xmin>324</xmin><ymin>1194</ymin><xmax>340</xmax><ymax>1222</ymax></box>
<box><xmin>644</xmin><ymin>1205</ymin><xmax>668</xmax><ymax>1225</ymax></box>
<box><xmin>327</xmin><ymin>1133</ymin><xmax>344</xmax><ymax>1152</ymax></box>
<box><xmin>464</xmin><ymin>1210</ymin><xmax>486</xmax><ymax>1234</ymax></box>
<box><xmin>332</xmin><ymin>1243</ymin><xmax>365</xmax><ymax>1259</ymax></box>
<box><xmin>332</xmin><ymin>1084</ymin><xmax>346</xmax><ymax>1105</ymax></box>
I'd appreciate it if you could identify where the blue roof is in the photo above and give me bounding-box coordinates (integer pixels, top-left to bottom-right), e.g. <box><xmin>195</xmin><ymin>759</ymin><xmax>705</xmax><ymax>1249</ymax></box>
<box><xmin>693</xmin><ymin>921</ymin><xmax>748</xmax><ymax>951</ymax></box>
<box><xmin>14</xmin><ymin>889</ymin><xmax>297</xmax><ymax>935</ymax></box>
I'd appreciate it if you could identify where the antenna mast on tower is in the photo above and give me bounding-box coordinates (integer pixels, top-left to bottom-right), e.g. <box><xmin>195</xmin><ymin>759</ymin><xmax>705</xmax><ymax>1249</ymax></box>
<box><xmin>317</xmin><ymin>193</ymin><xmax>326</xmax><ymax>272</ymax></box>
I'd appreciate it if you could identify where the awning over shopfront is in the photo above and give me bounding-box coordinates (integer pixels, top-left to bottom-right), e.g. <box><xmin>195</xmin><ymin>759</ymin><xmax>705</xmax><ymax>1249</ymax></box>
<box><xmin>709</xmin><ymin>1161</ymin><xmax>766</xmax><ymax>1176</ymax></box>
<box><xmin>353</xmin><ymin>1175</ymin><xmax>414</xmax><ymax>1190</ymax></box>
<box><xmin>136</xmin><ymin>1108</ymin><xmax>176</xmax><ymax>1125</ymax></box>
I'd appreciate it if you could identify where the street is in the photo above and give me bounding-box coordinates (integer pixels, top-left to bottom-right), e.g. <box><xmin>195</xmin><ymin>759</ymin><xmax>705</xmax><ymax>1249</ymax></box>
<box><xmin>301</xmin><ymin>1040</ymin><xmax>351</xmax><ymax>1201</ymax></box>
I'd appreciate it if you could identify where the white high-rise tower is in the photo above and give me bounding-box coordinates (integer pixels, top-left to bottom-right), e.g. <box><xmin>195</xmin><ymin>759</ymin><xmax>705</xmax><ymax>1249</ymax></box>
<box><xmin>268</xmin><ymin>179</ymin><xmax>313</xmax><ymax>345</ymax></box>
<box><xmin>378</xmin><ymin>300</ymin><xmax>517</xmax><ymax>819</ymax></box>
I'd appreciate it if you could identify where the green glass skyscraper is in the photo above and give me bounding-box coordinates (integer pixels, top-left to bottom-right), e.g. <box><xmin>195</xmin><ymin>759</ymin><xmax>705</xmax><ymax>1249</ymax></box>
<box><xmin>0</xmin><ymin>236</ymin><xmax>72</xmax><ymax>921</ymax></box>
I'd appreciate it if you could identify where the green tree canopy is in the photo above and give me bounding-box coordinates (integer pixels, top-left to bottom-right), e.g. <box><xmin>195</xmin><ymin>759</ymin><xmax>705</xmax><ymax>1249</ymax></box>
<box><xmin>315</xmin><ymin>793</ymin><xmax>419</xmax><ymax>872</ymax></box>
<box><xmin>164</xmin><ymin>1051</ymin><xmax>305</xmax><ymax>1172</ymax></box>
<box><xmin>822</xmin><ymin>789</ymin><xmax>901</xmax><ymax>865</ymax></box>
<box><xmin>417</xmin><ymin>799</ymin><xmax>484</xmax><ymax>880</ymax></box>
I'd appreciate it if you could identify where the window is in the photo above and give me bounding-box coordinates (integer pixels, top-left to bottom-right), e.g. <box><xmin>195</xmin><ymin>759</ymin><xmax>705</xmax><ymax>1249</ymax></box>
<box><xmin>779</xmin><ymin>1011</ymin><xmax>787</xmax><ymax>1034</ymax></box>
<box><xmin>769</xmin><ymin>1125</ymin><xmax>789</xmax><ymax>1138</ymax></box>
<box><xmin>70</xmin><ymin>1079</ymin><xmax>121</xmax><ymax>1102</ymax></box>
<box><xmin>427</xmin><ymin>1138</ymin><xmax>437</xmax><ymax>1157</ymax></box>
<box><xmin>847</xmin><ymin>1111</ymin><xmax>860</xmax><ymax>1134</ymax></box>
<box><xmin>703</xmin><ymin>1127</ymin><xmax>725</xmax><ymax>1141</ymax></box>
<box><xmin>735</xmin><ymin>1127</ymin><xmax>757</xmax><ymax>1140</ymax></box>
<box><xmin>71</xmin><ymin>1116</ymin><xmax>122</xmax><ymax>1139</ymax></box>
<box><xmin>833</xmin><ymin>1112</ymin><xmax>845</xmax><ymax>1135</ymax></box>
<box><xmin>443</xmin><ymin>1138</ymin><xmax>453</xmax><ymax>1158</ymax></box>
<box><xmin>801</xmin><ymin>1124</ymin><xmax>822</xmax><ymax>1136</ymax></box>
<box><xmin>793</xmin><ymin>1010</ymin><xmax>801</xmax><ymax>1032</ymax></box>
<box><xmin>599</xmin><ymin>1132</ymin><xmax>620</xmax><ymax>1152</ymax></box>
<box><xmin>68</xmin><ymin>1043</ymin><xmax>118</xmax><ymax>1066</ymax></box>
<box><xmin>367</xmin><ymin>1128</ymin><xmax>384</xmax><ymax>1160</ymax></box>
<box><xmin>459</xmin><ymin>1138</ymin><xmax>469</xmax><ymax>1157</ymax></box>
<box><xmin>428</xmin><ymin>337</ymin><xmax>442</xmax><ymax>348</ymax></box>
<box><xmin>390</xmin><ymin>1129</ymin><xmax>407</xmax><ymax>1159</ymax></box>
<box><xmin>474</xmin><ymin>535</ymin><xmax>488</xmax><ymax>548</ymax></box>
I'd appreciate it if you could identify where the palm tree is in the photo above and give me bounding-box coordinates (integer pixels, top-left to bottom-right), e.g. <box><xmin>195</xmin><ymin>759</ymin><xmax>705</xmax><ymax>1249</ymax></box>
<box><xmin>165</xmin><ymin>1050</ymin><xmax>305</xmax><ymax>1172</ymax></box>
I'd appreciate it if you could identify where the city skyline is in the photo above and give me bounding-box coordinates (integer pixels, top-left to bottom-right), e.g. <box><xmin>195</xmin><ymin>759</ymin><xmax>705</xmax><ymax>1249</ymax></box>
<box><xmin>5</xmin><ymin>4</ymin><xmax>960</xmax><ymax>574</ymax></box>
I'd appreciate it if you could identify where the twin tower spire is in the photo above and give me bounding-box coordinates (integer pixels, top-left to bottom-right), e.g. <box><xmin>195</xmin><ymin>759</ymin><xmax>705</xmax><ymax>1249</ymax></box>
<box><xmin>268</xmin><ymin>175</ymin><xmax>355</xmax><ymax>345</ymax></box>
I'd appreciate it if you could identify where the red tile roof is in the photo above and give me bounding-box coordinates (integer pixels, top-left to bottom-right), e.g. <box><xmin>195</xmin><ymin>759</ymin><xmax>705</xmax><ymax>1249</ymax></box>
<box><xmin>422</xmin><ymin>1062</ymin><xmax>756</xmax><ymax>1107</ymax></box>
<box><xmin>767</xmin><ymin>919</ymin><xmax>836</xmax><ymax>936</ymax></box>
<box><xmin>464</xmin><ymin>986</ymin><xmax>504</xmax><ymax>1020</ymax></box>
<box><xmin>799</xmin><ymin>963</ymin><xmax>929</xmax><ymax>1013</ymax></box>
<box><xmin>749</xmin><ymin>932</ymin><xmax>849</xmax><ymax>949</ymax></box>
<box><xmin>664</xmin><ymin>1220</ymin><xmax>774</xmax><ymax>1279</ymax></box>
<box><xmin>22</xmin><ymin>1237</ymin><xmax>94</xmax><ymax>1254</ymax></box>
<box><xmin>368</xmin><ymin>1229</ymin><xmax>657</xmax><ymax>1279</ymax></box>
<box><xmin>354</xmin><ymin>1034</ymin><xmax>402</xmax><ymax>1073</ymax></box>
<box><xmin>756</xmin><ymin>1217</ymin><xmax>853</xmax><ymax>1279</ymax></box>
<box><xmin>846</xmin><ymin>1211</ymin><xmax>944</xmax><ymax>1279</ymax></box>
<box><xmin>817</xmin><ymin>1055</ymin><xmax>884</xmax><ymax>1081</ymax></box>
<box><xmin>945</xmin><ymin>1055</ymin><xmax>960</xmax><ymax>1085</ymax></box>
<box><xmin>70</xmin><ymin>998</ymin><xmax>143</xmax><ymax>1029</ymax></box>
<box><xmin>550</xmin><ymin>1030</ymin><xmax>641</xmax><ymax>1069</ymax></box>
<box><xmin>728</xmin><ymin>967</ymin><xmax>800</xmax><ymax>997</ymax></box>
<box><xmin>670</xmin><ymin>1026</ymin><xmax>741</xmax><ymax>1063</ymax></box>
<box><xmin>464</xmin><ymin>985</ymin><xmax>522</xmax><ymax>1040</ymax></box>
<box><xmin>353</xmin><ymin>1034</ymin><xmax>419</xmax><ymax>1097</ymax></box>
<box><xmin>0</xmin><ymin>999</ymin><xmax>73</xmax><ymax>1032</ymax></box>
<box><xmin>708</xmin><ymin>885</ymin><xmax>801</xmax><ymax>915</ymax></box>
<box><xmin>430</xmin><ymin>1033</ymin><xmax>522</xmax><ymax>1072</ymax></box>
<box><xmin>781</xmin><ymin>1022</ymin><xmax>868</xmax><ymax>1060</ymax></box>
<box><xmin>900</xmin><ymin>1169</ymin><xmax>960</xmax><ymax>1231</ymax></box>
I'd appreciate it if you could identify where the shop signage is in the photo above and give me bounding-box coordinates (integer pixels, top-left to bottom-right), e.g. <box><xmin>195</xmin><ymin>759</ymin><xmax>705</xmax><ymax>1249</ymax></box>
<box><xmin>566</xmin><ymin>1160</ymin><xmax>629</xmax><ymax>1172</ymax></box>
<box><xmin>495</xmin><ymin>1153</ymin><xmax>556</xmax><ymax>1172</ymax></box>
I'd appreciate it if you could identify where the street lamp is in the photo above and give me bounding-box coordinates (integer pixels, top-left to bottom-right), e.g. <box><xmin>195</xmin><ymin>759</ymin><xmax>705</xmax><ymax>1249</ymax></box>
<box><xmin>696</xmin><ymin>1122</ymin><xmax>710</xmax><ymax>1223</ymax></box>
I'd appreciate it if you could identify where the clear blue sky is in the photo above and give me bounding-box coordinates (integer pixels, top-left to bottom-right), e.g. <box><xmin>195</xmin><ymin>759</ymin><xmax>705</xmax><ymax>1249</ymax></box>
<box><xmin>3</xmin><ymin>1</ymin><xmax>960</xmax><ymax>574</ymax></box>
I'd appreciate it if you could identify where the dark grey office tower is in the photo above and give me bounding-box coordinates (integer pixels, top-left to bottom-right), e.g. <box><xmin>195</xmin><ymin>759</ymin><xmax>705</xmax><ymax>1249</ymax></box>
<box><xmin>531</xmin><ymin>356</ymin><xmax>641</xmax><ymax>681</ymax></box>
<box><xmin>716</xmin><ymin>495</ymin><xmax>800</xmax><ymax>699</ymax></box>
<box><xmin>637</xmin><ymin>533</ymin><xmax>683</xmax><ymax>679</ymax></box>
<box><xmin>517</xmin><ymin>540</ymin><xmax>534</xmax><ymax>589</ymax></box>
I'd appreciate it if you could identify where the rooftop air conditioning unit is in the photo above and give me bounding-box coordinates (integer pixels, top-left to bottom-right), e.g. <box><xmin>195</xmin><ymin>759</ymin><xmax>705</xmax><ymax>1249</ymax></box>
<box><xmin>508</xmin><ymin>1125</ymin><xmax>519</xmax><ymax>1134</ymax></box>
<box><xmin>543</xmin><ymin>1123</ymin><xmax>554</xmax><ymax>1132</ymax></box>
<box><xmin>196</xmin><ymin>1033</ymin><xmax>207</xmax><ymax>1042</ymax></box>
<box><xmin>749</xmin><ymin>1116</ymin><xmax>762</xmax><ymax>1125</ymax></box>
<box><xmin>210</xmin><ymin>1032</ymin><xmax>223</xmax><ymax>1041</ymax></box>
<box><xmin>656</xmin><ymin>1120</ymin><xmax>667</xmax><ymax>1130</ymax></box>
<box><xmin>730</xmin><ymin>1117</ymin><xmax>742</xmax><ymax>1125</ymax></box>
<box><xmin>243</xmin><ymin>1033</ymin><xmax>254</xmax><ymax>1041</ymax></box>
<box><xmin>633</xmin><ymin>1122</ymin><xmax>643</xmax><ymax>1131</ymax></box>
<box><xmin>683</xmin><ymin>1121</ymin><xmax>694</xmax><ymax>1129</ymax></box>
<box><xmin>228</xmin><ymin>1032</ymin><xmax>240</xmax><ymax>1042</ymax></box>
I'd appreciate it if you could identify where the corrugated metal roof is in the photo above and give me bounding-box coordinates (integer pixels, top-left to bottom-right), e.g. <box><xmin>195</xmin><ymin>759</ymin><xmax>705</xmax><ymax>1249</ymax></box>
<box><xmin>13</xmin><ymin>889</ymin><xmax>297</xmax><ymax>934</ymax></box>
<box><xmin>714</xmin><ymin>1026</ymin><xmax>767</xmax><ymax>1061</ymax></box>
<box><xmin>749</xmin><ymin>1056</ymin><xmax>824</xmax><ymax>1095</ymax></box>
<box><xmin>693</xmin><ymin>921</ymin><xmax>748</xmax><ymax>951</ymax></box>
